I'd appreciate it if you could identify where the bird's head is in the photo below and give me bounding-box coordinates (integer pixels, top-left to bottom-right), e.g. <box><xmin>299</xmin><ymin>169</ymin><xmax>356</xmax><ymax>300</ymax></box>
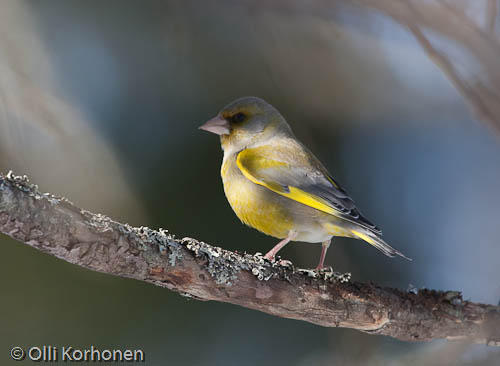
<box><xmin>199</xmin><ymin>96</ymin><xmax>292</xmax><ymax>152</ymax></box>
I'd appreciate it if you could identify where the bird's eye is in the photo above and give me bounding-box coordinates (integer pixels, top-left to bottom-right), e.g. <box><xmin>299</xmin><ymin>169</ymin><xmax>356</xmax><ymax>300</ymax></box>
<box><xmin>229</xmin><ymin>112</ymin><xmax>246</xmax><ymax>124</ymax></box>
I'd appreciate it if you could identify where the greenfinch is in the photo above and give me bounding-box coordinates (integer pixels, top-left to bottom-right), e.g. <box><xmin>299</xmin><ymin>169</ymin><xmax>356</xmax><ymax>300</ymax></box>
<box><xmin>200</xmin><ymin>96</ymin><xmax>410</xmax><ymax>269</ymax></box>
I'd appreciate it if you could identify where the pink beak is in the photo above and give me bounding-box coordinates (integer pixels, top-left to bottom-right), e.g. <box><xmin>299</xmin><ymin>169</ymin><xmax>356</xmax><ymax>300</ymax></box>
<box><xmin>199</xmin><ymin>116</ymin><xmax>231</xmax><ymax>135</ymax></box>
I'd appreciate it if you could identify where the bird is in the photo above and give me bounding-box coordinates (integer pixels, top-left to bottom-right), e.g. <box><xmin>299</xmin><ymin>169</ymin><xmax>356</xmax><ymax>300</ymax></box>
<box><xmin>199</xmin><ymin>96</ymin><xmax>410</xmax><ymax>269</ymax></box>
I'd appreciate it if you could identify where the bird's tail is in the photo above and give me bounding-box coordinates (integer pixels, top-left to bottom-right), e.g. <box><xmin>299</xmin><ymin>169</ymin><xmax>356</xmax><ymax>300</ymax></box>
<box><xmin>350</xmin><ymin>229</ymin><xmax>412</xmax><ymax>261</ymax></box>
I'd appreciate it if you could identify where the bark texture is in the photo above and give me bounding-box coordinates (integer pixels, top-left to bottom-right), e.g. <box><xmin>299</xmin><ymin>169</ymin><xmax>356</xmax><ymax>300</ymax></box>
<box><xmin>1</xmin><ymin>172</ymin><xmax>499</xmax><ymax>344</ymax></box>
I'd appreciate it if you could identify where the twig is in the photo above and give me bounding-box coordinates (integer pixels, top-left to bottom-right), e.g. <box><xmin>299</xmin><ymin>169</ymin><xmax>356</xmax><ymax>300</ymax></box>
<box><xmin>406</xmin><ymin>23</ymin><xmax>497</xmax><ymax>128</ymax></box>
<box><xmin>487</xmin><ymin>0</ymin><xmax>498</xmax><ymax>33</ymax></box>
<box><xmin>1</xmin><ymin>172</ymin><xmax>499</xmax><ymax>344</ymax></box>
<box><xmin>235</xmin><ymin>0</ymin><xmax>500</xmax><ymax>133</ymax></box>
<box><xmin>359</xmin><ymin>0</ymin><xmax>500</xmax><ymax>133</ymax></box>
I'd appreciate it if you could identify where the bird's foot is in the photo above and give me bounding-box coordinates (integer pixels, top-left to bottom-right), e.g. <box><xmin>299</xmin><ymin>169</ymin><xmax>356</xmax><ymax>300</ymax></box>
<box><xmin>315</xmin><ymin>265</ymin><xmax>333</xmax><ymax>272</ymax></box>
<box><xmin>277</xmin><ymin>259</ymin><xmax>293</xmax><ymax>267</ymax></box>
<box><xmin>263</xmin><ymin>253</ymin><xmax>275</xmax><ymax>262</ymax></box>
<box><xmin>263</xmin><ymin>253</ymin><xmax>292</xmax><ymax>267</ymax></box>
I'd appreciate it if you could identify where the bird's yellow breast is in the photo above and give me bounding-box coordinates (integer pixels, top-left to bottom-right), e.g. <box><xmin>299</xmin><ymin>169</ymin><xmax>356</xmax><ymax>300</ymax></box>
<box><xmin>221</xmin><ymin>155</ymin><xmax>293</xmax><ymax>239</ymax></box>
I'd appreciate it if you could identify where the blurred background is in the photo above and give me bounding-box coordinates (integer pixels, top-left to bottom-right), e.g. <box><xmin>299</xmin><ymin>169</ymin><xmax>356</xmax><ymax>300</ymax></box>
<box><xmin>1</xmin><ymin>0</ymin><xmax>500</xmax><ymax>364</ymax></box>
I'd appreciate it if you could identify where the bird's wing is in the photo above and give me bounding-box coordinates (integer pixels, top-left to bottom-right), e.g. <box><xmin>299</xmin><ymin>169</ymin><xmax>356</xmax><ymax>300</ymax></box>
<box><xmin>236</xmin><ymin>143</ymin><xmax>381</xmax><ymax>234</ymax></box>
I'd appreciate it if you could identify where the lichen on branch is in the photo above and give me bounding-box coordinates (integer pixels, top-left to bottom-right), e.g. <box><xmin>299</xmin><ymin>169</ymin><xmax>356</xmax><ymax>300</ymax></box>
<box><xmin>0</xmin><ymin>172</ymin><xmax>499</xmax><ymax>345</ymax></box>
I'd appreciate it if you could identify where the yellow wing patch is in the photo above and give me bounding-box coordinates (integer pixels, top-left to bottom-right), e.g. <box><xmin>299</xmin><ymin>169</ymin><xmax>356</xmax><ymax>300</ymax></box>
<box><xmin>350</xmin><ymin>229</ymin><xmax>376</xmax><ymax>245</ymax></box>
<box><xmin>237</xmin><ymin>148</ymin><xmax>338</xmax><ymax>216</ymax></box>
<box><xmin>237</xmin><ymin>148</ymin><xmax>288</xmax><ymax>171</ymax></box>
<box><xmin>286</xmin><ymin>187</ymin><xmax>336</xmax><ymax>215</ymax></box>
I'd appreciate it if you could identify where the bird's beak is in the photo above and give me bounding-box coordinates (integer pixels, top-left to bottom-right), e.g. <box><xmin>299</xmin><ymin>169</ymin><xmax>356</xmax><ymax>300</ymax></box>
<box><xmin>199</xmin><ymin>116</ymin><xmax>231</xmax><ymax>135</ymax></box>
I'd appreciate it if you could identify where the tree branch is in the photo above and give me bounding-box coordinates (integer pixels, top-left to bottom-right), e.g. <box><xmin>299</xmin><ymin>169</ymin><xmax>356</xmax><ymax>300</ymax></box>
<box><xmin>1</xmin><ymin>172</ymin><xmax>499</xmax><ymax>345</ymax></box>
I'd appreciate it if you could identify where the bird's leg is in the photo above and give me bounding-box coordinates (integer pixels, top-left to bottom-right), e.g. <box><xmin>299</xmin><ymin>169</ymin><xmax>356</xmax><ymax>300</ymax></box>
<box><xmin>316</xmin><ymin>239</ymin><xmax>331</xmax><ymax>270</ymax></box>
<box><xmin>264</xmin><ymin>232</ymin><xmax>297</xmax><ymax>262</ymax></box>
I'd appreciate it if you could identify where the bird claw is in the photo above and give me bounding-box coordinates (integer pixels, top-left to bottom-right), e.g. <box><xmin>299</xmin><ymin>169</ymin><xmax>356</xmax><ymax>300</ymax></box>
<box><xmin>263</xmin><ymin>254</ymin><xmax>275</xmax><ymax>262</ymax></box>
<box><xmin>315</xmin><ymin>265</ymin><xmax>333</xmax><ymax>272</ymax></box>
<box><xmin>263</xmin><ymin>255</ymin><xmax>293</xmax><ymax>267</ymax></box>
<box><xmin>277</xmin><ymin>259</ymin><xmax>293</xmax><ymax>267</ymax></box>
